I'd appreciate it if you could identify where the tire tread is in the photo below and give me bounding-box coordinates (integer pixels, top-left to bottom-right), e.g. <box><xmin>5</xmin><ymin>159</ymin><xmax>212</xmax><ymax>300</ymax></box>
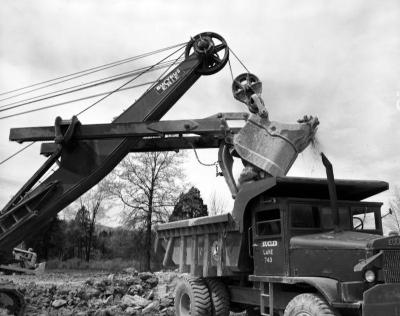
<box><xmin>284</xmin><ymin>293</ymin><xmax>340</xmax><ymax>316</ymax></box>
<box><xmin>205</xmin><ymin>278</ymin><xmax>230</xmax><ymax>316</ymax></box>
<box><xmin>175</xmin><ymin>274</ymin><xmax>211</xmax><ymax>316</ymax></box>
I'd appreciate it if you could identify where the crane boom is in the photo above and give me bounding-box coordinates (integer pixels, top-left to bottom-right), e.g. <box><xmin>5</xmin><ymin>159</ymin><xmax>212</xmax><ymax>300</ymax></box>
<box><xmin>0</xmin><ymin>32</ymin><xmax>230</xmax><ymax>255</ymax></box>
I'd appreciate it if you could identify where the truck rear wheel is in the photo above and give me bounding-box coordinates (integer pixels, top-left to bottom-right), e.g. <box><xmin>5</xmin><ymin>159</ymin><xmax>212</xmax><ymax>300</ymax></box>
<box><xmin>284</xmin><ymin>293</ymin><xmax>340</xmax><ymax>316</ymax></box>
<box><xmin>205</xmin><ymin>278</ymin><xmax>230</xmax><ymax>316</ymax></box>
<box><xmin>175</xmin><ymin>275</ymin><xmax>211</xmax><ymax>316</ymax></box>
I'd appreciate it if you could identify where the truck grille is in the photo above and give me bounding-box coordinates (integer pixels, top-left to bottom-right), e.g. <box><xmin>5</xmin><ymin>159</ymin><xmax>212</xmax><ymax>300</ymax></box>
<box><xmin>383</xmin><ymin>250</ymin><xmax>400</xmax><ymax>283</ymax></box>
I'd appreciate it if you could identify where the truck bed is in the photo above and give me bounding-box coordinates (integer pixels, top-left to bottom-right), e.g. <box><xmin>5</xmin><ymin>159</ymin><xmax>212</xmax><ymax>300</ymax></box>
<box><xmin>156</xmin><ymin>213</ymin><xmax>248</xmax><ymax>277</ymax></box>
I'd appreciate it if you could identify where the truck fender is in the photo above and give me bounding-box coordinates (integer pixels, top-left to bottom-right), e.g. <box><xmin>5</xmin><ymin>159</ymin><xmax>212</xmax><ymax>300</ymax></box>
<box><xmin>289</xmin><ymin>277</ymin><xmax>340</xmax><ymax>304</ymax></box>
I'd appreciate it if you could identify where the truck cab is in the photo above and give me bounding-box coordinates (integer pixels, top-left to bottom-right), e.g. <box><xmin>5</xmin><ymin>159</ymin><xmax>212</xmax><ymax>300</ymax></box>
<box><xmin>244</xmin><ymin>177</ymin><xmax>400</xmax><ymax>315</ymax></box>
<box><xmin>251</xmin><ymin>192</ymin><xmax>383</xmax><ymax>280</ymax></box>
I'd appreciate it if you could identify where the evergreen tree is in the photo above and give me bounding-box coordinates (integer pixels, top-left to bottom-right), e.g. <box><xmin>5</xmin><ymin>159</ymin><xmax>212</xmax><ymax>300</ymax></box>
<box><xmin>169</xmin><ymin>187</ymin><xmax>208</xmax><ymax>222</ymax></box>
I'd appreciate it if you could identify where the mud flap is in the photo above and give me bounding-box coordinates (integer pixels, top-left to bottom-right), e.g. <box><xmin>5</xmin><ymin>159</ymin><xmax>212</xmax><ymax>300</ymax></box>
<box><xmin>363</xmin><ymin>284</ymin><xmax>400</xmax><ymax>316</ymax></box>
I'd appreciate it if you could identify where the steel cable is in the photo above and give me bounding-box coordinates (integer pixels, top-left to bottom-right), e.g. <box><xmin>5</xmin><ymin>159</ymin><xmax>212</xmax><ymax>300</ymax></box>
<box><xmin>228</xmin><ymin>47</ymin><xmax>250</xmax><ymax>73</ymax></box>
<box><xmin>0</xmin><ymin>42</ymin><xmax>186</xmax><ymax>100</ymax></box>
<box><xmin>0</xmin><ymin>44</ymin><xmax>186</xmax><ymax>164</ymax></box>
<box><xmin>0</xmin><ymin>81</ymin><xmax>154</xmax><ymax>120</ymax></box>
<box><xmin>0</xmin><ymin>44</ymin><xmax>246</xmax><ymax>167</ymax></box>
<box><xmin>76</xmin><ymin>43</ymin><xmax>186</xmax><ymax>116</ymax></box>
<box><xmin>0</xmin><ymin>59</ymin><xmax>183</xmax><ymax>113</ymax></box>
<box><xmin>0</xmin><ymin>142</ymin><xmax>35</xmax><ymax>166</ymax></box>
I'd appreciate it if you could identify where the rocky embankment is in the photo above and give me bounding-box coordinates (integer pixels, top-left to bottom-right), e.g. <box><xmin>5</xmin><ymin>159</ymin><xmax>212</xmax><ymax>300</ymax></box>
<box><xmin>0</xmin><ymin>269</ymin><xmax>178</xmax><ymax>315</ymax></box>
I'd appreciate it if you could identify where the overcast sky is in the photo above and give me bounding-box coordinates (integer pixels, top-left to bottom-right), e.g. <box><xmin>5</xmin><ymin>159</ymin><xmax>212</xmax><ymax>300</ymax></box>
<box><xmin>0</xmin><ymin>0</ymin><xmax>399</xmax><ymax>227</ymax></box>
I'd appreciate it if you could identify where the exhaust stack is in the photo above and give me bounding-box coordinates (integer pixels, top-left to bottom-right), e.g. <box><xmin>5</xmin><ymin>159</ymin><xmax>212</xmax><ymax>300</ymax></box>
<box><xmin>321</xmin><ymin>152</ymin><xmax>340</xmax><ymax>232</ymax></box>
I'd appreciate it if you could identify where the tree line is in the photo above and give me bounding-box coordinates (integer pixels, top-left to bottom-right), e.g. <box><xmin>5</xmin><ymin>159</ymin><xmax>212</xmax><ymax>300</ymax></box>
<box><xmin>23</xmin><ymin>151</ymin><xmax>400</xmax><ymax>271</ymax></box>
<box><xmin>27</xmin><ymin>151</ymin><xmax>221</xmax><ymax>271</ymax></box>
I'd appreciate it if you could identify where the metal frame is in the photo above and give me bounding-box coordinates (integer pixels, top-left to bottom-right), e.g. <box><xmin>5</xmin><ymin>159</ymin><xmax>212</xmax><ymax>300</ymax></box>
<box><xmin>0</xmin><ymin>33</ymin><xmax>232</xmax><ymax>253</ymax></box>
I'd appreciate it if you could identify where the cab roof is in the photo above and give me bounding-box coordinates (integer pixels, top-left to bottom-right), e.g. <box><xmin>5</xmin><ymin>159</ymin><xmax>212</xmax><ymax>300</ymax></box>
<box><xmin>232</xmin><ymin>176</ymin><xmax>388</xmax><ymax>232</ymax></box>
<box><xmin>263</xmin><ymin>176</ymin><xmax>388</xmax><ymax>201</ymax></box>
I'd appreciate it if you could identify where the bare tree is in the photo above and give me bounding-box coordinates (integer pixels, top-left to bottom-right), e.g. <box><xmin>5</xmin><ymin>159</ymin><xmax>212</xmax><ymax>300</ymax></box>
<box><xmin>106</xmin><ymin>151</ymin><xmax>185</xmax><ymax>271</ymax></box>
<box><xmin>208</xmin><ymin>190</ymin><xmax>228</xmax><ymax>216</ymax></box>
<box><xmin>73</xmin><ymin>181</ymin><xmax>109</xmax><ymax>261</ymax></box>
<box><xmin>384</xmin><ymin>187</ymin><xmax>400</xmax><ymax>234</ymax></box>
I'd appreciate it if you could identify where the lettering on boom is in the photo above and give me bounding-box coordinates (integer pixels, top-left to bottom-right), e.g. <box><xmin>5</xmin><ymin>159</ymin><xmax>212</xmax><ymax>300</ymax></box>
<box><xmin>155</xmin><ymin>68</ymin><xmax>182</xmax><ymax>94</ymax></box>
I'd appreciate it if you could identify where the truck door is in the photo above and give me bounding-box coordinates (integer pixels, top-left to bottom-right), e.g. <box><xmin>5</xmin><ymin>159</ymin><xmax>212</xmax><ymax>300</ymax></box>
<box><xmin>252</xmin><ymin>207</ymin><xmax>286</xmax><ymax>276</ymax></box>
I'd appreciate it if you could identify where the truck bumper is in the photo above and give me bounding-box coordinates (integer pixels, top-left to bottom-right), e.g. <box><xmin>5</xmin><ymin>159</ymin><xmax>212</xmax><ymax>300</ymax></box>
<box><xmin>363</xmin><ymin>284</ymin><xmax>400</xmax><ymax>316</ymax></box>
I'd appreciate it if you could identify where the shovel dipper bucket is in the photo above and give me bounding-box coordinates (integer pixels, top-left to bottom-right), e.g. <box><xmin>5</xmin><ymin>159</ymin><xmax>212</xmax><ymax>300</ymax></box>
<box><xmin>233</xmin><ymin>114</ymin><xmax>318</xmax><ymax>177</ymax></box>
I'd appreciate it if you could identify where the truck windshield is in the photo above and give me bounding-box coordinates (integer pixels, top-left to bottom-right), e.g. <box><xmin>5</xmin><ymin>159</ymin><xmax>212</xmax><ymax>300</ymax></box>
<box><xmin>290</xmin><ymin>203</ymin><xmax>381</xmax><ymax>233</ymax></box>
<box><xmin>290</xmin><ymin>204</ymin><xmax>351</xmax><ymax>231</ymax></box>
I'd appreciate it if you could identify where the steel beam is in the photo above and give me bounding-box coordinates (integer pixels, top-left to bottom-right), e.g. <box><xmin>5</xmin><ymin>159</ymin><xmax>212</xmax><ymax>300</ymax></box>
<box><xmin>39</xmin><ymin>136</ymin><xmax>224</xmax><ymax>156</ymax></box>
<box><xmin>10</xmin><ymin>113</ymin><xmax>247</xmax><ymax>143</ymax></box>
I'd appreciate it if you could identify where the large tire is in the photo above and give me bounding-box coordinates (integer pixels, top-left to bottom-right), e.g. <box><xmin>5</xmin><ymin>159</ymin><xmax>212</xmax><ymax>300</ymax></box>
<box><xmin>205</xmin><ymin>278</ymin><xmax>230</xmax><ymax>316</ymax></box>
<box><xmin>284</xmin><ymin>293</ymin><xmax>340</xmax><ymax>316</ymax></box>
<box><xmin>175</xmin><ymin>275</ymin><xmax>211</xmax><ymax>316</ymax></box>
<box><xmin>0</xmin><ymin>285</ymin><xmax>26</xmax><ymax>316</ymax></box>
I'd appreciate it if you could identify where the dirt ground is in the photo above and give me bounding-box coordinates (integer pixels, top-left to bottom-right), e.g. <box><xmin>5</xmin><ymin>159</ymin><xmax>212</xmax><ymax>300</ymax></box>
<box><xmin>0</xmin><ymin>269</ymin><xmax>178</xmax><ymax>315</ymax></box>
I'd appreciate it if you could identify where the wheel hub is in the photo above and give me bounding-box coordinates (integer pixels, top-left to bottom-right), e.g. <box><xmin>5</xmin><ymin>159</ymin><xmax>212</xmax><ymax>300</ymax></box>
<box><xmin>185</xmin><ymin>32</ymin><xmax>229</xmax><ymax>75</ymax></box>
<box><xmin>179</xmin><ymin>293</ymin><xmax>191</xmax><ymax>315</ymax></box>
<box><xmin>195</xmin><ymin>37</ymin><xmax>213</xmax><ymax>54</ymax></box>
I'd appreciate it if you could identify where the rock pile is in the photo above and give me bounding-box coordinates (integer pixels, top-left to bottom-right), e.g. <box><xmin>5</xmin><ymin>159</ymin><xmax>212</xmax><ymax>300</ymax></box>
<box><xmin>8</xmin><ymin>270</ymin><xmax>179</xmax><ymax>315</ymax></box>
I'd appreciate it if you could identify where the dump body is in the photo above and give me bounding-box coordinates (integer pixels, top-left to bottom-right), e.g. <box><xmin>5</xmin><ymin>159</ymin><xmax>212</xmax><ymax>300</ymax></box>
<box><xmin>156</xmin><ymin>213</ymin><xmax>248</xmax><ymax>277</ymax></box>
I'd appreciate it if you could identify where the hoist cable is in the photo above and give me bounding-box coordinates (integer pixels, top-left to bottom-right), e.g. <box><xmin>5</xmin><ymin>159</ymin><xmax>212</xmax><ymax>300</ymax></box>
<box><xmin>229</xmin><ymin>48</ymin><xmax>250</xmax><ymax>73</ymax></box>
<box><xmin>0</xmin><ymin>59</ymin><xmax>183</xmax><ymax>113</ymax></box>
<box><xmin>0</xmin><ymin>81</ymin><xmax>155</xmax><ymax>120</ymax></box>
<box><xmin>228</xmin><ymin>59</ymin><xmax>234</xmax><ymax>81</ymax></box>
<box><xmin>0</xmin><ymin>142</ymin><xmax>35</xmax><ymax>166</ymax></box>
<box><xmin>0</xmin><ymin>41</ymin><xmax>232</xmax><ymax>164</ymax></box>
<box><xmin>0</xmin><ymin>59</ymin><xmax>181</xmax><ymax>111</ymax></box>
<box><xmin>76</xmin><ymin>43</ymin><xmax>186</xmax><ymax>116</ymax></box>
<box><xmin>0</xmin><ymin>42</ymin><xmax>186</xmax><ymax>100</ymax></box>
<box><xmin>0</xmin><ymin>43</ymin><xmax>186</xmax><ymax>169</ymax></box>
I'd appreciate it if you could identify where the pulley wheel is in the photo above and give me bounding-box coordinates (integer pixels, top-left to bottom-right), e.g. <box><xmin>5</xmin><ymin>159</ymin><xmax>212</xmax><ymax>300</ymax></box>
<box><xmin>185</xmin><ymin>32</ymin><xmax>229</xmax><ymax>75</ymax></box>
<box><xmin>232</xmin><ymin>73</ymin><xmax>262</xmax><ymax>104</ymax></box>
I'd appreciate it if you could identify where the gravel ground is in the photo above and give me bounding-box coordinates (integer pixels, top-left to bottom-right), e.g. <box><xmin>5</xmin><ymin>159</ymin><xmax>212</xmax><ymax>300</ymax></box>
<box><xmin>0</xmin><ymin>269</ymin><xmax>178</xmax><ymax>315</ymax></box>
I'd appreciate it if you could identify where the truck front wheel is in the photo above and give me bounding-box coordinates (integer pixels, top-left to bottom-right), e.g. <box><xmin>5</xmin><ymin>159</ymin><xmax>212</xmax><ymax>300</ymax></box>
<box><xmin>284</xmin><ymin>293</ymin><xmax>340</xmax><ymax>316</ymax></box>
<box><xmin>175</xmin><ymin>275</ymin><xmax>211</xmax><ymax>316</ymax></box>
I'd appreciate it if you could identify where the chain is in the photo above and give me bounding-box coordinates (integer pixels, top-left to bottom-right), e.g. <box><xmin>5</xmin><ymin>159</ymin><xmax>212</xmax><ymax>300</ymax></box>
<box><xmin>190</xmin><ymin>143</ymin><xmax>223</xmax><ymax>177</ymax></box>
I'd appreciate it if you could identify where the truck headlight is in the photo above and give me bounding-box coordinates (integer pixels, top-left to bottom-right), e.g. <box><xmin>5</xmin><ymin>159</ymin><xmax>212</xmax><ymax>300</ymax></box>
<box><xmin>364</xmin><ymin>269</ymin><xmax>376</xmax><ymax>283</ymax></box>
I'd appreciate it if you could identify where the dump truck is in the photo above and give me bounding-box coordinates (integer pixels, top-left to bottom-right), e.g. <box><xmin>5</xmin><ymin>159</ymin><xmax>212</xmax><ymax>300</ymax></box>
<box><xmin>155</xmin><ymin>162</ymin><xmax>400</xmax><ymax>316</ymax></box>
